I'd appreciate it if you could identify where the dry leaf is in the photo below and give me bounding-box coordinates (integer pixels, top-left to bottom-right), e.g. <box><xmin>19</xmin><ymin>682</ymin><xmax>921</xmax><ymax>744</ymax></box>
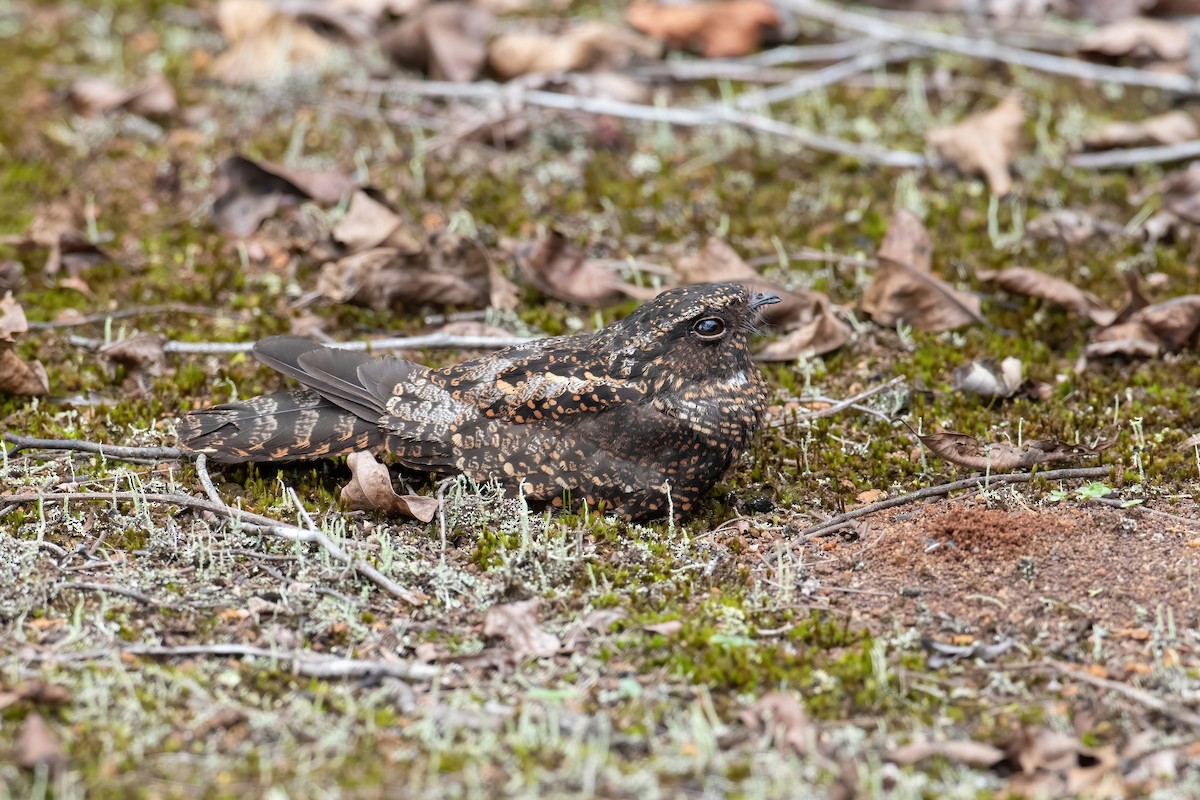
<box><xmin>1025</xmin><ymin>209</ymin><xmax>1111</xmax><ymax>245</ymax></box>
<box><xmin>888</xmin><ymin>738</ymin><xmax>1006</xmax><ymax>767</ymax></box>
<box><xmin>861</xmin><ymin>211</ymin><xmax>982</xmax><ymax>332</ymax></box>
<box><xmin>741</xmin><ymin>692</ymin><xmax>815</xmax><ymax>756</ymax></box>
<box><xmin>515</xmin><ymin>230</ymin><xmax>649</xmax><ymax>306</ymax></box>
<box><xmin>952</xmin><ymin>357</ymin><xmax>1024</xmax><ymax>399</ymax></box>
<box><xmin>15</xmin><ymin>712</ymin><xmax>66</xmax><ymax>771</ymax></box>
<box><xmin>626</xmin><ymin>0</ymin><xmax>781</xmax><ymax>58</ymax></box>
<box><xmin>212</xmin><ymin>0</ymin><xmax>349</xmax><ymax>84</ymax></box>
<box><xmin>212</xmin><ymin>155</ymin><xmax>357</xmax><ymax>237</ymax></box>
<box><xmin>332</xmin><ymin>190</ymin><xmax>422</xmax><ymax>254</ymax></box>
<box><xmin>1088</xmin><ymin>295</ymin><xmax>1200</xmax><ymax>358</ymax></box>
<box><xmin>1178</xmin><ymin>432</ymin><xmax>1200</xmax><ymax>451</ymax></box>
<box><xmin>1084</xmin><ymin>110</ymin><xmax>1197</xmax><ymax>150</ymax></box>
<box><xmin>0</xmin><ymin>292</ymin><xmax>49</xmax><ymax>397</ymax></box>
<box><xmin>341</xmin><ymin>451</ymin><xmax>439</xmax><ymax>522</ymax></box>
<box><xmin>1161</xmin><ymin>163</ymin><xmax>1200</xmax><ymax>224</ymax></box>
<box><xmin>1080</xmin><ymin>17</ymin><xmax>1187</xmax><ymax>61</ymax></box>
<box><xmin>0</xmin><ymin>680</ymin><xmax>72</xmax><ymax>711</ymax></box>
<box><xmin>979</xmin><ymin>266</ymin><xmax>1118</xmax><ymax>326</ymax></box>
<box><xmin>562</xmin><ymin>607</ymin><xmax>627</xmax><ymax>650</ymax></box>
<box><xmin>755</xmin><ymin>292</ymin><xmax>850</xmax><ymax>360</ymax></box>
<box><xmin>488</xmin><ymin>22</ymin><xmax>659</xmax><ymax>81</ymax></box>
<box><xmin>381</xmin><ymin>2</ymin><xmax>493</xmax><ymax>82</ymax></box>
<box><xmin>99</xmin><ymin>333</ymin><xmax>167</xmax><ymax>396</ymax></box>
<box><xmin>643</xmin><ymin>619</ymin><xmax>683</xmax><ymax>636</ymax></box>
<box><xmin>482</xmin><ymin>598</ymin><xmax>561</xmax><ymax>660</ymax></box>
<box><xmin>68</xmin><ymin>74</ymin><xmax>177</xmax><ymax>118</ymax></box>
<box><xmin>927</xmin><ymin>93</ymin><xmax>1024</xmax><ymax>194</ymax></box>
<box><xmin>920</xmin><ymin>431</ymin><xmax>1101</xmax><ymax>471</ymax></box>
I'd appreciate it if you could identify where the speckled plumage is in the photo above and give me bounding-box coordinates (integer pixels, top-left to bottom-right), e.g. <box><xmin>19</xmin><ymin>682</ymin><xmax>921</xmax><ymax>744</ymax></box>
<box><xmin>179</xmin><ymin>282</ymin><xmax>778</xmax><ymax>520</ymax></box>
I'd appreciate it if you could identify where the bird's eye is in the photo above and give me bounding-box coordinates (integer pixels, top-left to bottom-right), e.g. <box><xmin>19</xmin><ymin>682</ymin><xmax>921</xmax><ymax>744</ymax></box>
<box><xmin>692</xmin><ymin>317</ymin><xmax>726</xmax><ymax>340</ymax></box>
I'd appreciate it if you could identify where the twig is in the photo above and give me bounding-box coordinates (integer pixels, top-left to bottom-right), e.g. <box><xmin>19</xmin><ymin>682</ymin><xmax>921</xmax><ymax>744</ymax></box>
<box><xmin>349</xmin><ymin>78</ymin><xmax>928</xmax><ymax>168</ymax></box>
<box><xmin>4</xmin><ymin>434</ymin><xmax>181</xmax><ymax>461</ymax></box>
<box><xmin>795</xmin><ymin>466</ymin><xmax>1112</xmax><ymax>539</ymax></box>
<box><xmin>68</xmin><ymin>332</ymin><xmax>536</xmax><ymax>355</ymax></box>
<box><xmin>770</xmin><ymin>377</ymin><xmax>905</xmax><ymax>428</ymax></box>
<box><xmin>56</xmin><ymin>581</ymin><xmax>183</xmax><ymax>610</ymax></box>
<box><xmin>779</xmin><ymin>0</ymin><xmax>1200</xmax><ymax>94</ymax></box>
<box><xmin>1088</xmin><ymin>496</ymin><xmax>1200</xmax><ymax>528</ymax></box>
<box><xmin>194</xmin><ymin>454</ymin><xmax>224</xmax><ymax>507</ymax></box>
<box><xmin>729</xmin><ymin>43</ymin><xmax>925</xmax><ymax>110</ymax></box>
<box><xmin>27</xmin><ymin>303</ymin><xmax>230</xmax><ymax>330</ymax></box>
<box><xmin>32</xmin><ymin>643</ymin><xmax>440</xmax><ymax>681</ymax></box>
<box><xmin>1</xmin><ymin>491</ymin><xmax>427</xmax><ymax>605</ymax></box>
<box><xmin>1067</xmin><ymin>140</ymin><xmax>1200</xmax><ymax>170</ymax></box>
<box><xmin>1040</xmin><ymin>659</ymin><xmax>1200</xmax><ymax>730</ymax></box>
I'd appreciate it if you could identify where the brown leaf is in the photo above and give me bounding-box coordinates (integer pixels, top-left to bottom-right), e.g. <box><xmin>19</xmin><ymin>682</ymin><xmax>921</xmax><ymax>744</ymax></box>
<box><xmin>741</xmin><ymin>692</ymin><xmax>815</xmax><ymax>756</ymax></box>
<box><xmin>212</xmin><ymin>0</ymin><xmax>352</xmax><ymax>84</ymax></box>
<box><xmin>626</xmin><ymin>0</ymin><xmax>781</xmax><ymax>58</ymax></box>
<box><xmin>332</xmin><ymin>190</ymin><xmax>422</xmax><ymax>254</ymax></box>
<box><xmin>0</xmin><ymin>680</ymin><xmax>73</xmax><ymax>711</ymax></box>
<box><xmin>862</xmin><ymin>211</ymin><xmax>982</xmax><ymax>332</ymax></box>
<box><xmin>341</xmin><ymin>451</ymin><xmax>440</xmax><ymax>522</ymax></box>
<box><xmin>488</xmin><ymin>22</ymin><xmax>659</xmax><ymax>81</ymax></box>
<box><xmin>0</xmin><ymin>291</ymin><xmax>29</xmax><ymax>343</ymax></box>
<box><xmin>72</xmin><ymin>74</ymin><xmax>178</xmax><ymax>118</ymax></box>
<box><xmin>1088</xmin><ymin>295</ymin><xmax>1200</xmax><ymax>357</ymax></box>
<box><xmin>1025</xmin><ymin>209</ymin><xmax>1108</xmax><ymax>245</ymax></box>
<box><xmin>1084</xmin><ymin>110</ymin><xmax>1197</xmax><ymax>150</ymax></box>
<box><xmin>1161</xmin><ymin>162</ymin><xmax>1200</xmax><ymax>224</ymax></box>
<box><xmin>1004</xmin><ymin>726</ymin><xmax>1086</xmax><ymax>775</ymax></box>
<box><xmin>15</xmin><ymin>712</ymin><xmax>66</xmax><ymax>771</ymax></box>
<box><xmin>0</xmin><ymin>348</ymin><xmax>50</xmax><ymax>397</ymax></box>
<box><xmin>643</xmin><ymin>619</ymin><xmax>683</xmax><ymax>636</ymax></box>
<box><xmin>1178</xmin><ymin>432</ymin><xmax>1200</xmax><ymax>451</ymax></box>
<box><xmin>755</xmin><ymin>292</ymin><xmax>850</xmax><ymax>360</ymax></box>
<box><xmin>888</xmin><ymin>738</ymin><xmax>1006</xmax><ymax>767</ymax></box>
<box><xmin>927</xmin><ymin>93</ymin><xmax>1024</xmax><ymax>194</ymax></box>
<box><xmin>1080</xmin><ymin>17</ymin><xmax>1187</xmax><ymax>61</ymax></box>
<box><xmin>381</xmin><ymin>2</ymin><xmax>493</xmax><ymax>82</ymax></box>
<box><xmin>98</xmin><ymin>333</ymin><xmax>167</xmax><ymax>396</ymax></box>
<box><xmin>482</xmin><ymin>598</ymin><xmax>561</xmax><ymax>660</ymax></box>
<box><xmin>920</xmin><ymin>432</ymin><xmax>1101</xmax><ymax>471</ymax></box>
<box><xmin>212</xmin><ymin>155</ymin><xmax>357</xmax><ymax>237</ymax></box>
<box><xmin>562</xmin><ymin>607</ymin><xmax>627</xmax><ymax>650</ymax></box>
<box><xmin>952</xmin><ymin>357</ymin><xmax>1024</xmax><ymax>399</ymax></box>
<box><xmin>515</xmin><ymin>230</ymin><xmax>648</xmax><ymax>306</ymax></box>
<box><xmin>979</xmin><ymin>266</ymin><xmax>1118</xmax><ymax>326</ymax></box>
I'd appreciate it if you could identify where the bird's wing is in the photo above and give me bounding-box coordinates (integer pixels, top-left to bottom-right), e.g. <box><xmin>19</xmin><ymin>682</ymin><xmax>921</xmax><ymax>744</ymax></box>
<box><xmin>431</xmin><ymin>344</ymin><xmax>647</xmax><ymax>423</ymax></box>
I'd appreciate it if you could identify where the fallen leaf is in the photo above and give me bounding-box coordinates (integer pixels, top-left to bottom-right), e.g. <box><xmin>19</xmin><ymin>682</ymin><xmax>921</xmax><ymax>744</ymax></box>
<box><xmin>1178</xmin><ymin>432</ymin><xmax>1200</xmax><ymax>451</ymax></box>
<box><xmin>643</xmin><ymin>619</ymin><xmax>683</xmax><ymax>636</ymax></box>
<box><xmin>1088</xmin><ymin>295</ymin><xmax>1200</xmax><ymax>358</ymax></box>
<box><xmin>951</xmin><ymin>357</ymin><xmax>1025</xmax><ymax>399</ymax></box>
<box><xmin>919</xmin><ymin>431</ymin><xmax>1101</xmax><ymax>471</ymax></box>
<box><xmin>515</xmin><ymin>230</ymin><xmax>650</xmax><ymax>306</ymax></box>
<box><xmin>562</xmin><ymin>607</ymin><xmax>627</xmax><ymax>650</ymax></box>
<box><xmin>861</xmin><ymin>211</ymin><xmax>982</xmax><ymax>332</ymax></box>
<box><xmin>741</xmin><ymin>692</ymin><xmax>815</xmax><ymax>756</ymax></box>
<box><xmin>0</xmin><ymin>293</ymin><xmax>49</xmax><ymax>397</ymax></box>
<box><xmin>627</xmin><ymin>0</ymin><xmax>781</xmax><ymax>58</ymax></box>
<box><xmin>212</xmin><ymin>155</ymin><xmax>357</xmax><ymax>237</ymax></box>
<box><xmin>927</xmin><ymin>93</ymin><xmax>1024</xmax><ymax>194</ymax></box>
<box><xmin>1084</xmin><ymin>110</ymin><xmax>1197</xmax><ymax>150</ymax></box>
<box><xmin>1004</xmin><ymin>725</ymin><xmax>1086</xmax><ymax>775</ymax></box>
<box><xmin>922</xmin><ymin>638</ymin><xmax>1015</xmax><ymax>668</ymax></box>
<box><xmin>1080</xmin><ymin>17</ymin><xmax>1187</xmax><ymax>61</ymax></box>
<box><xmin>98</xmin><ymin>333</ymin><xmax>167</xmax><ymax>397</ymax></box>
<box><xmin>482</xmin><ymin>598</ymin><xmax>561</xmax><ymax>660</ymax></box>
<box><xmin>341</xmin><ymin>451</ymin><xmax>440</xmax><ymax>522</ymax></box>
<box><xmin>381</xmin><ymin>2</ymin><xmax>493</xmax><ymax>82</ymax></box>
<box><xmin>488</xmin><ymin>22</ymin><xmax>659</xmax><ymax>81</ymax></box>
<box><xmin>1161</xmin><ymin>163</ymin><xmax>1200</xmax><ymax>224</ymax></box>
<box><xmin>1026</xmin><ymin>209</ymin><xmax>1113</xmax><ymax>245</ymax></box>
<box><xmin>0</xmin><ymin>291</ymin><xmax>28</xmax><ymax>343</ymax></box>
<box><xmin>0</xmin><ymin>680</ymin><xmax>73</xmax><ymax>711</ymax></box>
<box><xmin>979</xmin><ymin>266</ymin><xmax>1118</xmax><ymax>326</ymax></box>
<box><xmin>332</xmin><ymin>190</ymin><xmax>422</xmax><ymax>254</ymax></box>
<box><xmin>212</xmin><ymin>0</ymin><xmax>351</xmax><ymax>84</ymax></box>
<box><xmin>754</xmin><ymin>292</ymin><xmax>850</xmax><ymax>360</ymax></box>
<box><xmin>15</xmin><ymin>712</ymin><xmax>66</xmax><ymax>771</ymax></box>
<box><xmin>888</xmin><ymin>738</ymin><xmax>1006</xmax><ymax>767</ymax></box>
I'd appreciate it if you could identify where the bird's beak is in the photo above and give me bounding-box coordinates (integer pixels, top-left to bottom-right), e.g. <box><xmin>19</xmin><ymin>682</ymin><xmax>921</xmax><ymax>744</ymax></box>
<box><xmin>750</xmin><ymin>292</ymin><xmax>781</xmax><ymax>310</ymax></box>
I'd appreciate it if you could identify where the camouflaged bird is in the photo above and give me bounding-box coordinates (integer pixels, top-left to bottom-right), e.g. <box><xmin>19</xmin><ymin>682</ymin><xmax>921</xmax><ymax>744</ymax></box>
<box><xmin>179</xmin><ymin>282</ymin><xmax>779</xmax><ymax>521</ymax></box>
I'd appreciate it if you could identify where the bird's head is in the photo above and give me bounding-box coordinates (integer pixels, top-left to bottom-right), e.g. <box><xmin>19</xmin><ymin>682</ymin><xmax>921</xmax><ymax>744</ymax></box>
<box><xmin>596</xmin><ymin>282</ymin><xmax>779</xmax><ymax>386</ymax></box>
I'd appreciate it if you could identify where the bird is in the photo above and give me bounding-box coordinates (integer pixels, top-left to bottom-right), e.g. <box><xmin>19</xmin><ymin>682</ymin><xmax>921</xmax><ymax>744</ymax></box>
<box><xmin>179</xmin><ymin>282</ymin><xmax>779</xmax><ymax>521</ymax></box>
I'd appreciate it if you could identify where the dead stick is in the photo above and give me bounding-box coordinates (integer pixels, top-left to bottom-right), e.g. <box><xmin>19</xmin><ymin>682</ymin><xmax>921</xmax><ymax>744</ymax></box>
<box><xmin>1040</xmin><ymin>659</ymin><xmax>1200</xmax><ymax>729</ymax></box>
<box><xmin>1068</xmin><ymin>140</ymin><xmax>1200</xmax><ymax>170</ymax></box>
<box><xmin>4</xmin><ymin>434</ymin><xmax>182</xmax><ymax>461</ymax></box>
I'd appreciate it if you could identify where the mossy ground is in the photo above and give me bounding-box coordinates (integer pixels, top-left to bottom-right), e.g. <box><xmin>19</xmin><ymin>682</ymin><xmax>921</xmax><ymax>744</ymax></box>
<box><xmin>2</xmin><ymin>1</ymin><xmax>1199</xmax><ymax>798</ymax></box>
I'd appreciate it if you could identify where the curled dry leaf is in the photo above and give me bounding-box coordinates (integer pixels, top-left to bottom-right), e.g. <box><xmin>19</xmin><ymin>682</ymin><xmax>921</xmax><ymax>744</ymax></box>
<box><xmin>561</xmin><ymin>607</ymin><xmax>627</xmax><ymax>650</ymax></box>
<box><xmin>1083</xmin><ymin>110</ymin><xmax>1197</xmax><ymax>150</ymax></box>
<box><xmin>1178</xmin><ymin>432</ymin><xmax>1200</xmax><ymax>451</ymax></box>
<box><xmin>0</xmin><ymin>680</ymin><xmax>73</xmax><ymax>711</ymax></box>
<box><xmin>15</xmin><ymin>712</ymin><xmax>66</xmax><ymax>771</ymax></box>
<box><xmin>888</xmin><ymin>738</ymin><xmax>1006</xmax><ymax>767</ymax></box>
<box><xmin>674</xmin><ymin>237</ymin><xmax>851</xmax><ymax>356</ymax></box>
<box><xmin>862</xmin><ymin>210</ymin><xmax>982</xmax><ymax>332</ymax></box>
<box><xmin>919</xmin><ymin>431</ymin><xmax>1102</xmax><ymax>471</ymax></box>
<box><xmin>212</xmin><ymin>0</ymin><xmax>350</xmax><ymax>84</ymax></box>
<box><xmin>381</xmin><ymin>2</ymin><xmax>493</xmax><ymax>82</ymax></box>
<box><xmin>927</xmin><ymin>93</ymin><xmax>1024</xmax><ymax>194</ymax></box>
<box><xmin>68</xmin><ymin>74</ymin><xmax>177</xmax><ymax>118</ymax></box>
<box><xmin>212</xmin><ymin>155</ymin><xmax>357</xmax><ymax>237</ymax></box>
<box><xmin>482</xmin><ymin>598</ymin><xmax>562</xmax><ymax>660</ymax></box>
<box><xmin>488</xmin><ymin>22</ymin><xmax>660</xmax><ymax>81</ymax></box>
<box><xmin>952</xmin><ymin>357</ymin><xmax>1024</xmax><ymax>399</ymax></box>
<box><xmin>1026</xmin><ymin>209</ymin><xmax>1114</xmax><ymax>245</ymax></box>
<box><xmin>321</xmin><ymin>230</ymin><xmax>509</xmax><ymax>311</ymax></box>
<box><xmin>979</xmin><ymin>266</ymin><xmax>1118</xmax><ymax>326</ymax></box>
<box><xmin>515</xmin><ymin>230</ymin><xmax>652</xmax><ymax>306</ymax></box>
<box><xmin>99</xmin><ymin>333</ymin><xmax>167</xmax><ymax>396</ymax></box>
<box><xmin>0</xmin><ymin>200</ymin><xmax>109</xmax><ymax>280</ymax></box>
<box><xmin>627</xmin><ymin>0</ymin><xmax>781</xmax><ymax>58</ymax></box>
<box><xmin>1079</xmin><ymin>17</ymin><xmax>1187</xmax><ymax>61</ymax></box>
<box><xmin>1160</xmin><ymin>163</ymin><xmax>1200</xmax><ymax>224</ymax></box>
<box><xmin>332</xmin><ymin>190</ymin><xmax>422</xmax><ymax>254</ymax></box>
<box><xmin>741</xmin><ymin>692</ymin><xmax>815</xmax><ymax>756</ymax></box>
<box><xmin>341</xmin><ymin>450</ymin><xmax>440</xmax><ymax>522</ymax></box>
<box><xmin>642</xmin><ymin>619</ymin><xmax>683</xmax><ymax>636</ymax></box>
<box><xmin>0</xmin><ymin>292</ymin><xmax>49</xmax><ymax>397</ymax></box>
<box><xmin>1087</xmin><ymin>294</ymin><xmax>1200</xmax><ymax>358</ymax></box>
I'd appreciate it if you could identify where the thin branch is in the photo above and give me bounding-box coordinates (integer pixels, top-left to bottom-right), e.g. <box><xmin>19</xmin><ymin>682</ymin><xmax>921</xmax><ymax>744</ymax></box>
<box><xmin>1</xmin><ymin>491</ymin><xmax>427</xmax><ymax>606</ymax></box>
<box><xmin>795</xmin><ymin>466</ymin><xmax>1113</xmax><ymax>539</ymax></box>
<box><xmin>4</xmin><ymin>434</ymin><xmax>181</xmax><ymax>461</ymax></box>
<box><xmin>1040</xmin><ymin>659</ymin><xmax>1200</xmax><ymax>730</ymax></box>
<box><xmin>770</xmin><ymin>377</ymin><xmax>905</xmax><ymax>428</ymax></box>
<box><xmin>68</xmin><ymin>332</ymin><xmax>536</xmax><ymax>355</ymax></box>
<box><xmin>1067</xmin><ymin>140</ymin><xmax>1200</xmax><ymax>170</ymax></box>
<box><xmin>27</xmin><ymin>303</ymin><xmax>230</xmax><ymax>330</ymax></box>
<box><xmin>779</xmin><ymin>0</ymin><xmax>1200</xmax><ymax>93</ymax></box>
<box><xmin>729</xmin><ymin>43</ymin><xmax>925</xmax><ymax>110</ymax></box>
<box><xmin>56</xmin><ymin>581</ymin><xmax>184</xmax><ymax>610</ymax></box>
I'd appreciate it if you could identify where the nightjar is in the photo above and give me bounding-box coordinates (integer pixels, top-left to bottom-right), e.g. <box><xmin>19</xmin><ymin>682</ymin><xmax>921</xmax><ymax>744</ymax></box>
<box><xmin>179</xmin><ymin>282</ymin><xmax>779</xmax><ymax>520</ymax></box>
